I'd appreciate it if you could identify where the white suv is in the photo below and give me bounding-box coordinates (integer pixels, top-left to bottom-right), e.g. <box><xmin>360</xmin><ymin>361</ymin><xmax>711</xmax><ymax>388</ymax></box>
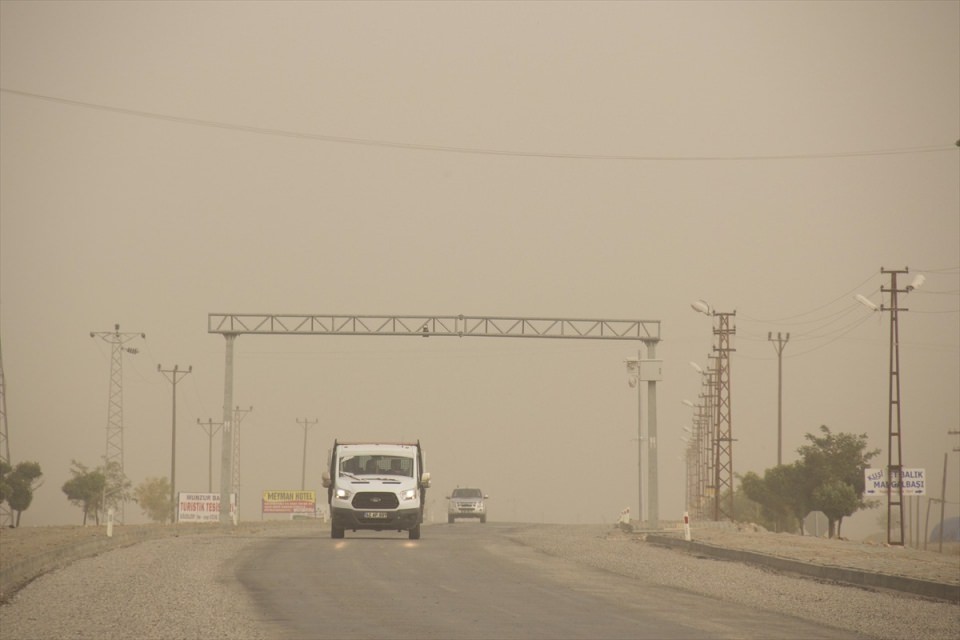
<box><xmin>446</xmin><ymin>487</ymin><xmax>488</xmax><ymax>523</ymax></box>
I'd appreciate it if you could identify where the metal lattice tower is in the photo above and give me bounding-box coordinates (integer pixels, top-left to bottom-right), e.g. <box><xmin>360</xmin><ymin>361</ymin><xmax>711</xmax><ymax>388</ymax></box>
<box><xmin>701</xmin><ymin>361</ymin><xmax>718</xmax><ymax>520</ymax></box>
<box><xmin>0</xmin><ymin>338</ymin><xmax>12</xmax><ymax>527</ymax></box>
<box><xmin>712</xmin><ymin>312</ymin><xmax>736</xmax><ymax>522</ymax></box>
<box><xmin>90</xmin><ymin>324</ymin><xmax>144</xmax><ymax>523</ymax></box>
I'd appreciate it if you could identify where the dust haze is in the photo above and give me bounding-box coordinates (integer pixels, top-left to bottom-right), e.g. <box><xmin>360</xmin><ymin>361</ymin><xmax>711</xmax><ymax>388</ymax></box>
<box><xmin>1</xmin><ymin>1</ymin><xmax>957</xmax><ymax>540</ymax></box>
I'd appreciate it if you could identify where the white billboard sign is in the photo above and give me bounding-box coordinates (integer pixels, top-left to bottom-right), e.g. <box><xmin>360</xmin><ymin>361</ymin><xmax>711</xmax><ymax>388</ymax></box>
<box><xmin>864</xmin><ymin>468</ymin><xmax>926</xmax><ymax>496</ymax></box>
<box><xmin>177</xmin><ymin>492</ymin><xmax>237</xmax><ymax>522</ymax></box>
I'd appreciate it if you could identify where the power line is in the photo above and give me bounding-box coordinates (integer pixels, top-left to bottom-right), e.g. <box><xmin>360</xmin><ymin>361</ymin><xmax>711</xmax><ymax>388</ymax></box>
<box><xmin>2</xmin><ymin>87</ymin><xmax>956</xmax><ymax>161</ymax></box>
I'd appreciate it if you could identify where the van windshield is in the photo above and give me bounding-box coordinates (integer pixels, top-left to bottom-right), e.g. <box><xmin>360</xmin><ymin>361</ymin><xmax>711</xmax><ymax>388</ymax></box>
<box><xmin>340</xmin><ymin>455</ymin><xmax>413</xmax><ymax>477</ymax></box>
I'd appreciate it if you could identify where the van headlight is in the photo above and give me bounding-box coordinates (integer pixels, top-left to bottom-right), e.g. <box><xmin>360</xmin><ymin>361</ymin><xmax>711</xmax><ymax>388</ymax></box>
<box><xmin>400</xmin><ymin>488</ymin><xmax>417</xmax><ymax>501</ymax></box>
<box><xmin>335</xmin><ymin>488</ymin><xmax>352</xmax><ymax>500</ymax></box>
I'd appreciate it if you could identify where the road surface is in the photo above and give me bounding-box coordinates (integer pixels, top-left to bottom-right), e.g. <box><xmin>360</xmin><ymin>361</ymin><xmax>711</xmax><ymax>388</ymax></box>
<box><xmin>235</xmin><ymin>523</ymin><xmax>864</xmax><ymax>639</ymax></box>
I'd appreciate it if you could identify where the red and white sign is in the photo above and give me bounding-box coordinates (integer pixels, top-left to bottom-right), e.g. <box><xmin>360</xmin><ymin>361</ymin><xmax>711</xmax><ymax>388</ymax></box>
<box><xmin>177</xmin><ymin>492</ymin><xmax>237</xmax><ymax>522</ymax></box>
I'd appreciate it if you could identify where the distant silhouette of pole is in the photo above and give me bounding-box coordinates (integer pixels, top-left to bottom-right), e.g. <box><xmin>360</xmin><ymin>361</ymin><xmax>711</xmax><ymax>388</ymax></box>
<box><xmin>158</xmin><ymin>364</ymin><xmax>192</xmax><ymax>523</ymax></box>
<box><xmin>197</xmin><ymin>418</ymin><xmax>223</xmax><ymax>493</ymax></box>
<box><xmin>297</xmin><ymin>418</ymin><xmax>320</xmax><ymax>490</ymax></box>
<box><xmin>767</xmin><ymin>332</ymin><xmax>790</xmax><ymax>466</ymax></box>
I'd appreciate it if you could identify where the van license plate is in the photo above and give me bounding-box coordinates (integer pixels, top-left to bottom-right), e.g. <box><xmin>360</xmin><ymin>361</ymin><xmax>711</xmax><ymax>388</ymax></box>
<box><xmin>364</xmin><ymin>511</ymin><xmax>388</xmax><ymax>519</ymax></box>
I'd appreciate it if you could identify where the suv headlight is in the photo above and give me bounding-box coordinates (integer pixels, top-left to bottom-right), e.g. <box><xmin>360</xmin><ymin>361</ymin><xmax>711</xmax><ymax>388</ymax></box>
<box><xmin>335</xmin><ymin>488</ymin><xmax>352</xmax><ymax>500</ymax></box>
<box><xmin>400</xmin><ymin>488</ymin><xmax>417</xmax><ymax>501</ymax></box>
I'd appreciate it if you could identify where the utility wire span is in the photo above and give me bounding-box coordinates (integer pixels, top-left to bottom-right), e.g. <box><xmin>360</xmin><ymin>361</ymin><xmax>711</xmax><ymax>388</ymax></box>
<box><xmin>2</xmin><ymin>87</ymin><xmax>956</xmax><ymax>161</ymax></box>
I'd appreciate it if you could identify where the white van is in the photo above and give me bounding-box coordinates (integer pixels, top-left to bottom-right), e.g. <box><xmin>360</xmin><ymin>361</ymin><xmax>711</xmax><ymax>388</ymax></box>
<box><xmin>322</xmin><ymin>441</ymin><xmax>430</xmax><ymax>540</ymax></box>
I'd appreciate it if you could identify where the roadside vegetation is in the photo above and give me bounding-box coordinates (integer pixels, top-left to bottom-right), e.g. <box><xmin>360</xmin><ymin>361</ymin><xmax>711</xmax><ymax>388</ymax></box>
<box><xmin>738</xmin><ymin>425</ymin><xmax>880</xmax><ymax>538</ymax></box>
<box><xmin>0</xmin><ymin>460</ymin><xmax>44</xmax><ymax>527</ymax></box>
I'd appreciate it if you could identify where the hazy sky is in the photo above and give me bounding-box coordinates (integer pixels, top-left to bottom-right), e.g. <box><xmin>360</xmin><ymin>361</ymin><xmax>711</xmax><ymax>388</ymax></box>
<box><xmin>1</xmin><ymin>1</ymin><xmax>958</xmax><ymax>537</ymax></box>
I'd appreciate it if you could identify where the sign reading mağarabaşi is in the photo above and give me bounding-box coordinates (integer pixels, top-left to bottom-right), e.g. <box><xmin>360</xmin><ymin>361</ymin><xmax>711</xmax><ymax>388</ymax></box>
<box><xmin>262</xmin><ymin>490</ymin><xmax>317</xmax><ymax>514</ymax></box>
<box><xmin>864</xmin><ymin>468</ymin><xmax>926</xmax><ymax>496</ymax></box>
<box><xmin>177</xmin><ymin>492</ymin><xmax>237</xmax><ymax>522</ymax></box>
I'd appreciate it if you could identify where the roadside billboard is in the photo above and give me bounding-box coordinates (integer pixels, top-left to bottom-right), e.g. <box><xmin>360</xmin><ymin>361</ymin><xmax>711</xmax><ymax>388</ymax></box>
<box><xmin>864</xmin><ymin>468</ymin><xmax>926</xmax><ymax>496</ymax></box>
<box><xmin>262</xmin><ymin>490</ymin><xmax>317</xmax><ymax>514</ymax></box>
<box><xmin>177</xmin><ymin>492</ymin><xmax>237</xmax><ymax>522</ymax></box>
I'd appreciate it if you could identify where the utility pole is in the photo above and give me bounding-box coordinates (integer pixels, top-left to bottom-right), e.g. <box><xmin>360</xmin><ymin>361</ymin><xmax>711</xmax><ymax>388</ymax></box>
<box><xmin>158</xmin><ymin>364</ymin><xmax>192</xmax><ymax>523</ymax></box>
<box><xmin>296</xmin><ymin>418</ymin><xmax>320</xmax><ymax>490</ymax></box>
<box><xmin>197</xmin><ymin>418</ymin><xmax>223</xmax><ymax>493</ymax></box>
<box><xmin>712</xmin><ymin>312</ymin><xmax>736</xmax><ymax>522</ymax></box>
<box><xmin>231</xmin><ymin>405</ymin><xmax>253</xmax><ymax>523</ymax></box>
<box><xmin>90</xmin><ymin>324</ymin><xmax>145</xmax><ymax>523</ymax></box>
<box><xmin>881</xmin><ymin>268</ymin><xmax>909</xmax><ymax>546</ymax></box>
<box><xmin>767</xmin><ymin>332</ymin><xmax>790</xmax><ymax>466</ymax></box>
<box><xmin>0</xmin><ymin>338</ymin><xmax>11</xmax><ymax>527</ymax></box>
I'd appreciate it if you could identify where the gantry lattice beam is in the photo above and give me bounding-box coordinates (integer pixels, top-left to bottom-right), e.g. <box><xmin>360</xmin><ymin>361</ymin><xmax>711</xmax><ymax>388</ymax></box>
<box><xmin>208</xmin><ymin>313</ymin><xmax>660</xmax><ymax>342</ymax></box>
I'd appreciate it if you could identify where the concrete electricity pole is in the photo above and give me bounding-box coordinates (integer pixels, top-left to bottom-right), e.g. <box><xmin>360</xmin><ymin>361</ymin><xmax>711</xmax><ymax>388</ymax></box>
<box><xmin>158</xmin><ymin>364</ymin><xmax>192</xmax><ymax>523</ymax></box>
<box><xmin>0</xmin><ymin>338</ymin><xmax>11</xmax><ymax>527</ymax></box>
<box><xmin>296</xmin><ymin>418</ymin><xmax>320</xmax><ymax>490</ymax></box>
<box><xmin>197</xmin><ymin>418</ymin><xmax>223</xmax><ymax>493</ymax></box>
<box><xmin>90</xmin><ymin>324</ymin><xmax>145</xmax><ymax>523</ymax></box>
<box><xmin>767</xmin><ymin>332</ymin><xmax>790</xmax><ymax>466</ymax></box>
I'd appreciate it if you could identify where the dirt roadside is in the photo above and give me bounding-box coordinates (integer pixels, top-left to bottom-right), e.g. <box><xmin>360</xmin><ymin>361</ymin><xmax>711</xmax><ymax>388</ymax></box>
<box><xmin>0</xmin><ymin>520</ymin><xmax>324</xmax><ymax>602</ymax></box>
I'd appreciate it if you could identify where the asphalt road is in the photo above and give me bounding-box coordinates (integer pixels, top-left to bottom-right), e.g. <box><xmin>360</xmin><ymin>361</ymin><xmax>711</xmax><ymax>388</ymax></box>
<box><xmin>234</xmin><ymin>523</ymin><xmax>863</xmax><ymax>640</ymax></box>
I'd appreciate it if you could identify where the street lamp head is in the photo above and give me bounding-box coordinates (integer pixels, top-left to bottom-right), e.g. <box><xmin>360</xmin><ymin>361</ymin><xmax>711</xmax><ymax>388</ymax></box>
<box><xmin>906</xmin><ymin>274</ymin><xmax>925</xmax><ymax>292</ymax></box>
<box><xmin>854</xmin><ymin>294</ymin><xmax>879</xmax><ymax>311</ymax></box>
<box><xmin>689</xmin><ymin>361</ymin><xmax>703</xmax><ymax>374</ymax></box>
<box><xmin>681</xmin><ymin>399</ymin><xmax>695</xmax><ymax>408</ymax></box>
<box><xmin>691</xmin><ymin>299</ymin><xmax>712</xmax><ymax>315</ymax></box>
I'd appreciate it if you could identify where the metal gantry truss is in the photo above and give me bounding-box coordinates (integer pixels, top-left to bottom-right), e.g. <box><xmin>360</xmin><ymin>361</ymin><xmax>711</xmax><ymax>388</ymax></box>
<box><xmin>208</xmin><ymin>313</ymin><xmax>661</xmax><ymax>525</ymax></box>
<box><xmin>208</xmin><ymin>313</ymin><xmax>661</xmax><ymax>342</ymax></box>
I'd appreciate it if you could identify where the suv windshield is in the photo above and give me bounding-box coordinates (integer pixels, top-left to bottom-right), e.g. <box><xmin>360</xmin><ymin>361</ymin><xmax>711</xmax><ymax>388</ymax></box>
<box><xmin>452</xmin><ymin>488</ymin><xmax>482</xmax><ymax>498</ymax></box>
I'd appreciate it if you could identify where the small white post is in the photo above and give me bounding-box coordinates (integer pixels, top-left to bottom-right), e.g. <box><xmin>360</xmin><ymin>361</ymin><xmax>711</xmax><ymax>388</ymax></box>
<box><xmin>683</xmin><ymin>511</ymin><xmax>691</xmax><ymax>541</ymax></box>
<box><xmin>107</xmin><ymin>508</ymin><xmax>115</xmax><ymax>538</ymax></box>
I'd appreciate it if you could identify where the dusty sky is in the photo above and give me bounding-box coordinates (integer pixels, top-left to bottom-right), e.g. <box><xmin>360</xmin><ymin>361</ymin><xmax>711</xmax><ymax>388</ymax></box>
<box><xmin>1</xmin><ymin>1</ymin><xmax>958</xmax><ymax>538</ymax></box>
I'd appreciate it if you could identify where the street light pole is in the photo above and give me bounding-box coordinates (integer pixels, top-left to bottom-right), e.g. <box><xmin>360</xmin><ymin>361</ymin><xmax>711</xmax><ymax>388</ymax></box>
<box><xmin>626</xmin><ymin>354</ymin><xmax>643</xmax><ymax>525</ymax></box>
<box><xmin>158</xmin><ymin>364</ymin><xmax>192</xmax><ymax>523</ymax></box>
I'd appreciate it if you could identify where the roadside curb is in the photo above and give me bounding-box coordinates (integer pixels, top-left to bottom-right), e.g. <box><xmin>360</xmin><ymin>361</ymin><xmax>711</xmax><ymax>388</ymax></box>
<box><xmin>645</xmin><ymin>533</ymin><xmax>960</xmax><ymax>604</ymax></box>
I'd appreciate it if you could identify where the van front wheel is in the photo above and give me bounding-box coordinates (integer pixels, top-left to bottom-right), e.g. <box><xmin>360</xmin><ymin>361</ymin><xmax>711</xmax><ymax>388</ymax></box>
<box><xmin>408</xmin><ymin>524</ymin><xmax>421</xmax><ymax>540</ymax></box>
<box><xmin>331</xmin><ymin>525</ymin><xmax>344</xmax><ymax>539</ymax></box>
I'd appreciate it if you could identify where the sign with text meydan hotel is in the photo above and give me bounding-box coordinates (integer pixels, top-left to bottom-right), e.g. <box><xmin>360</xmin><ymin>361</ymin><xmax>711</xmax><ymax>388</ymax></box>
<box><xmin>864</xmin><ymin>468</ymin><xmax>926</xmax><ymax>496</ymax></box>
<box><xmin>262</xmin><ymin>490</ymin><xmax>317</xmax><ymax>514</ymax></box>
<box><xmin>178</xmin><ymin>492</ymin><xmax>237</xmax><ymax>522</ymax></box>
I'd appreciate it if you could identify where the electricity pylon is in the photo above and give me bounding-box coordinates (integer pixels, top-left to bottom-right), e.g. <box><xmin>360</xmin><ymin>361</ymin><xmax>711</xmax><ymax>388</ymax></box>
<box><xmin>90</xmin><ymin>324</ymin><xmax>145</xmax><ymax>523</ymax></box>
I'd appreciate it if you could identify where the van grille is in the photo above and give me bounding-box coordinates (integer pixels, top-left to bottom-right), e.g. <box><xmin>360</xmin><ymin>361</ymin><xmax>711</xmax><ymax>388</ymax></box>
<box><xmin>352</xmin><ymin>492</ymin><xmax>400</xmax><ymax>509</ymax></box>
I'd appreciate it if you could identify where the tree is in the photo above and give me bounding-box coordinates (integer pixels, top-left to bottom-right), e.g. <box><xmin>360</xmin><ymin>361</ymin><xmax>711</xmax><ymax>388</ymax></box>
<box><xmin>0</xmin><ymin>460</ymin><xmax>12</xmax><ymax>506</ymax></box>
<box><xmin>62</xmin><ymin>460</ymin><xmax>106</xmax><ymax>525</ymax></box>
<box><xmin>134</xmin><ymin>477</ymin><xmax>173</xmax><ymax>524</ymax></box>
<box><xmin>1</xmin><ymin>461</ymin><xmax>44</xmax><ymax>527</ymax></box>
<box><xmin>740</xmin><ymin>463</ymin><xmax>807</xmax><ymax>534</ymax></box>
<box><xmin>812</xmin><ymin>480</ymin><xmax>859</xmax><ymax>538</ymax></box>
<box><xmin>797</xmin><ymin>425</ymin><xmax>880</xmax><ymax>538</ymax></box>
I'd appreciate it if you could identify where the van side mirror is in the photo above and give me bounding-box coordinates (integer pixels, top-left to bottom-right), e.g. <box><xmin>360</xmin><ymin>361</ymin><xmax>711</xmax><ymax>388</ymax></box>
<box><xmin>420</xmin><ymin>472</ymin><xmax>431</xmax><ymax>488</ymax></box>
<box><xmin>321</xmin><ymin>470</ymin><xmax>331</xmax><ymax>488</ymax></box>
